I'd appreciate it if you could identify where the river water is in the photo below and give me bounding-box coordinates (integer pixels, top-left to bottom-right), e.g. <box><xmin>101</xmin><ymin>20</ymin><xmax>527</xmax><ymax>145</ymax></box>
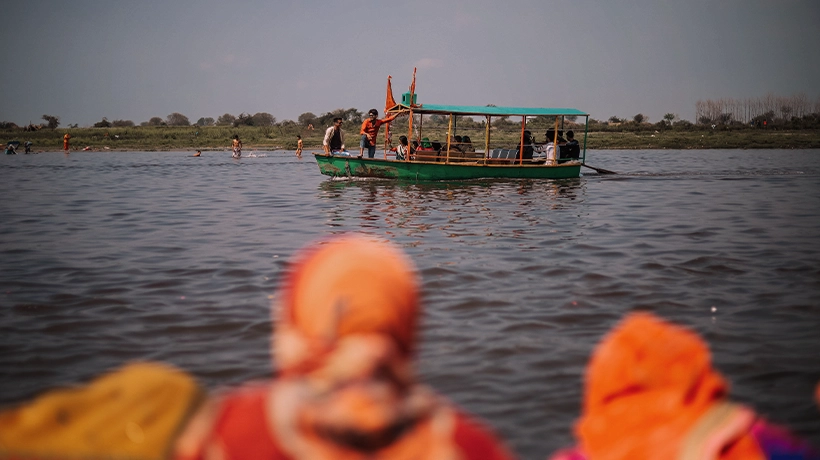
<box><xmin>2</xmin><ymin>149</ymin><xmax>819</xmax><ymax>458</ymax></box>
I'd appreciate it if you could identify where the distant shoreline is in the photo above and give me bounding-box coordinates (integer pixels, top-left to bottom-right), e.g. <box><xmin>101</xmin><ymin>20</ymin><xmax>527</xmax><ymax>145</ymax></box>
<box><xmin>5</xmin><ymin>126</ymin><xmax>820</xmax><ymax>152</ymax></box>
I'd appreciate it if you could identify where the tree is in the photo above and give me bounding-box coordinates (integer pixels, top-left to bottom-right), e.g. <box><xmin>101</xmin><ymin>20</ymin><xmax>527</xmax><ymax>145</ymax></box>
<box><xmin>196</xmin><ymin>117</ymin><xmax>215</xmax><ymax>126</ymax></box>
<box><xmin>663</xmin><ymin>113</ymin><xmax>677</xmax><ymax>125</ymax></box>
<box><xmin>166</xmin><ymin>112</ymin><xmax>190</xmax><ymax>126</ymax></box>
<box><xmin>251</xmin><ymin>112</ymin><xmax>276</xmax><ymax>126</ymax></box>
<box><xmin>112</xmin><ymin>119</ymin><xmax>134</xmax><ymax>127</ymax></box>
<box><xmin>94</xmin><ymin>117</ymin><xmax>112</xmax><ymax>128</ymax></box>
<box><xmin>632</xmin><ymin>113</ymin><xmax>646</xmax><ymax>124</ymax></box>
<box><xmin>42</xmin><ymin>114</ymin><xmax>60</xmax><ymax>130</ymax></box>
<box><xmin>216</xmin><ymin>113</ymin><xmax>236</xmax><ymax>126</ymax></box>
<box><xmin>298</xmin><ymin>112</ymin><xmax>317</xmax><ymax>127</ymax></box>
<box><xmin>608</xmin><ymin>116</ymin><xmax>623</xmax><ymax>124</ymax></box>
<box><xmin>233</xmin><ymin>112</ymin><xmax>254</xmax><ymax>127</ymax></box>
<box><xmin>143</xmin><ymin>117</ymin><xmax>164</xmax><ymax>126</ymax></box>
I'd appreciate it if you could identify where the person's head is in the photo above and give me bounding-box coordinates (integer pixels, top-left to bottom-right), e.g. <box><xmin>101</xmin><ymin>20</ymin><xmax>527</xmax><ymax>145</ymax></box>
<box><xmin>333</xmin><ymin>117</ymin><xmax>343</xmax><ymax>127</ymax></box>
<box><xmin>196</xmin><ymin>150</ymin><xmax>201</xmax><ymax>154</ymax></box>
<box><xmin>399</xmin><ymin>135</ymin><xmax>408</xmax><ymax>146</ymax></box>
<box><xmin>233</xmin><ymin>135</ymin><xmax>239</xmax><ymax>140</ymax></box>
<box><xmin>273</xmin><ymin>234</ymin><xmax>420</xmax><ymax>378</ymax></box>
<box><xmin>576</xmin><ymin>312</ymin><xmax>735</xmax><ymax>459</ymax></box>
<box><xmin>454</xmin><ymin>135</ymin><xmax>463</xmax><ymax>143</ymax></box>
<box><xmin>462</xmin><ymin>135</ymin><xmax>472</xmax><ymax>144</ymax></box>
<box><xmin>297</xmin><ymin>135</ymin><xmax>301</xmax><ymax>139</ymax></box>
<box><xmin>546</xmin><ymin>130</ymin><xmax>556</xmax><ymax>141</ymax></box>
<box><xmin>566</xmin><ymin>130</ymin><xmax>575</xmax><ymax>140</ymax></box>
<box><xmin>368</xmin><ymin>109</ymin><xmax>379</xmax><ymax>119</ymax></box>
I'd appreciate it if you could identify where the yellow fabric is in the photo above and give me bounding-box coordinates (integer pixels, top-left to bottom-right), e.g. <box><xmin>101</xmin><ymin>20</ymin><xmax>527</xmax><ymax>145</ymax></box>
<box><xmin>0</xmin><ymin>361</ymin><xmax>204</xmax><ymax>460</ymax></box>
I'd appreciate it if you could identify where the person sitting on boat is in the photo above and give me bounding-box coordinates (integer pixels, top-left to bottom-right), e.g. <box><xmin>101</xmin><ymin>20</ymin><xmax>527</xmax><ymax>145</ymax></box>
<box><xmin>390</xmin><ymin>135</ymin><xmax>412</xmax><ymax>160</ymax></box>
<box><xmin>461</xmin><ymin>135</ymin><xmax>475</xmax><ymax>154</ymax></box>
<box><xmin>174</xmin><ymin>234</ymin><xmax>515</xmax><ymax>460</ymax></box>
<box><xmin>5</xmin><ymin>142</ymin><xmax>17</xmax><ymax>155</ymax></box>
<box><xmin>560</xmin><ymin>130</ymin><xmax>580</xmax><ymax>161</ymax></box>
<box><xmin>322</xmin><ymin>117</ymin><xmax>347</xmax><ymax>155</ymax></box>
<box><xmin>516</xmin><ymin>130</ymin><xmax>535</xmax><ymax>160</ymax></box>
<box><xmin>534</xmin><ymin>130</ymin><xmax>565</xmax><ymax>163</ymax></box>
<box><xmin>550</xmin><ymin>312</ymin><xmax>820</xmax><ymax>460</ymax></box>
<box><xmin>359</xmin><ymin>109</ymin><xmax>399</xmax><ymax>159</ymax></box>
<box><xmin>418</xmin><ymin>137</ymin><xmax>433</xmax><ymax>150</ymax></box>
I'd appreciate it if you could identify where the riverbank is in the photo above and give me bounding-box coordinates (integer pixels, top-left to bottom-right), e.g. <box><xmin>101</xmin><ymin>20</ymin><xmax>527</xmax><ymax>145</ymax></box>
<box><xmin>5</xmin><ymin>126</ymin><xmax>820</xmax><ymax>152</ymax></box>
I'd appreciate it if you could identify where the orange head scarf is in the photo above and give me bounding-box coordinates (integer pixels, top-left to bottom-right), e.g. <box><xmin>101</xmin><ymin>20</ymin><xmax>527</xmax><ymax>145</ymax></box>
<box><xmin>273</xmin><ymin>234</ymin><xmax>420</xmax><ymax>377</ymax></box>
<box><xmin>575</xmin><ymin>312</ymin><xmax>764</xmax><ymax>460</ymax></box>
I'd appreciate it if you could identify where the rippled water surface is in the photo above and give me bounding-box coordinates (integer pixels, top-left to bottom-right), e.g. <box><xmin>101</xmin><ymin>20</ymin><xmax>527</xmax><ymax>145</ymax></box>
<box><xmin>2</xmin><ymin>149</ymin><xmax>819</xmax><ymax>458</ymax></box>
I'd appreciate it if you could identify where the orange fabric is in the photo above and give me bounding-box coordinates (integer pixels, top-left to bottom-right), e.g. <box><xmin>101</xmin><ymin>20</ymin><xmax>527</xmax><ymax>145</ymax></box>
<box><xmin>183</xmin><ymin>384</ymin><xmax>512</xmax><ymax>460</ymax></box>
<box><xmin>63</xmin><ymin>133</ymin><xmax>70</xmax><ymax>150</ymax></box>
<box><xmin>176</xmin><ymin>235</ymin><xmax>512</xmax><ymax>460</ymax></box>
<box><xmin>360</xmin><ymin>115</ymin><xmax>398</xmax><ymax>146</ymax></box>
<box><xmin>276</xmin><ymin>234</ymin><xmax>419</xmax><ymax>373</ymax></box>
<box><xmin>409</xmin><ymin>67</ymin><xmax>416</xmax><ymax>106</ymax></box>
<box><xmin>385</xmin><ymin>75</ymin><xmax>397</xmax><ymax>112</ymax></box>
<box><xmin>574</xmin><ymin>312</ymin><xmax>764</xmax><ymax>460</ymax></box>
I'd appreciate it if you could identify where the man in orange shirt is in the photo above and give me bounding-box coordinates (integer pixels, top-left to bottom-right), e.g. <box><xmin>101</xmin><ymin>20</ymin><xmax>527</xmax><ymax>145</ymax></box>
<box><xmin>63</xmin><ymin>132</ymin><xmax>71</xmax><ymax>152</ymax></box>
<box><xmin>359</xmin><ymin>109</ymin><xmax>398</xmax><ymax>158</ymax></box>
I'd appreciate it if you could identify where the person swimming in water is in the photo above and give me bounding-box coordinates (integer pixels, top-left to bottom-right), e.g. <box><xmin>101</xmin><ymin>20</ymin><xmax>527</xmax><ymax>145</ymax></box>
<box><xmin>231</xmin><ymin>135</ymin><xmax>242</xmax><ymax>159</ymax></box>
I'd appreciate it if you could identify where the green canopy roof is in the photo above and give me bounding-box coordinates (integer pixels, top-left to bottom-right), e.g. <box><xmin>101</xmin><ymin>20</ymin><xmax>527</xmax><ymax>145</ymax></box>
<box><xmin>388</xmin><ymin>103</ymin><xmax>587</xmax><ymax>117</ymax></box>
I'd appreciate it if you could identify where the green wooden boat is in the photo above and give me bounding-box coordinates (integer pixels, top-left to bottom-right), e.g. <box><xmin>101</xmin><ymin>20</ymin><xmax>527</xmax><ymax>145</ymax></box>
<box><xmin>314</xmin><ymin>154</ymin><xmax>582</xmax><ymax>180</ymax></box>
<box><xmin>314</xmin><ymin>72</ymin><xmax>592</xmax><ymax>181</ymax></box>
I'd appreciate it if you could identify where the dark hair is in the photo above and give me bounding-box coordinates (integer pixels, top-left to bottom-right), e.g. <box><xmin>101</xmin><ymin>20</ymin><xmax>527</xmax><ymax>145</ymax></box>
<box><xmin>566</xmin><ymin>130</ymin><xmax>574</xmax><ymax>139</ymax></box>
<box><xmin>368</xmin><ymin>109</ymin><xmax>378</xmax><ymax>116</ymax></box>
<box><xmin>454</xmin><ymin>135</ymin><xmax>463</xmax><ymax>142</ymax></box>
<box><xmin>233</xmin><ymin>135</ymin><xmax>239</xmax><ymax>140</ymax></box>
<box><xmin>333</xmin><ymin>117</ymin><xmax>343</xmax><ymax>123</ymax></box>
<box><xmin>297</xmin><ymin>135</ymin><xmax>301</xmax><ymax>139</ymax></box>
<box><xmin>399</xmin><ymin>135</ymin><xmax>408</xmax><ymax>145</ymax></box>
<box><xmin>462</xmin><ymin>135</ymin><xmax>472</xmax><ymax>143</ymax></box>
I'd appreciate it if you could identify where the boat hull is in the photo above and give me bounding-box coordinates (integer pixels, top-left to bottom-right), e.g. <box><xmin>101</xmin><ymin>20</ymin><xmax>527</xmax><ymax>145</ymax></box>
<box><xmin>313</xmin><ymin>154</ymin><xmax>581</xmax><ymax>180</ymax></box>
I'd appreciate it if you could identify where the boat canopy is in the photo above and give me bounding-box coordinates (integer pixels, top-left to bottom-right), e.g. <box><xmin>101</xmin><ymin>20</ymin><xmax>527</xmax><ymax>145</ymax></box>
<box><xmin>388</xmin><ymin>103</ymin><xmax>587</xmax><ymax>118</ymax></box>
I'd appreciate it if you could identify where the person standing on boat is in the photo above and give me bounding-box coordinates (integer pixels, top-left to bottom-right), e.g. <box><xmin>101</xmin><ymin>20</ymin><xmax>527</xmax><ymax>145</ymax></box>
<box><xmin>231</xmin><ymin>135</ymin><xmax>242</xmax><ymax>159</ymax></box>
<box><xmin>359</xmin><ymin>109</ymin><xmax>398</xmax><ymax>159</ymax></box>
<box><xmin>322</xmin><ymin>117</ymin><xmax>346</xmax><ymax>155</ymax></box>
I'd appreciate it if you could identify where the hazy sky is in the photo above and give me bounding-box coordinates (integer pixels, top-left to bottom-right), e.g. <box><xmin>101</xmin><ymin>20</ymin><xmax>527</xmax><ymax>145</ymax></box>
<box><xmin>2</xmin><ymin>0</ymin><xmax>818</xmax><ymax>127</ymax></box>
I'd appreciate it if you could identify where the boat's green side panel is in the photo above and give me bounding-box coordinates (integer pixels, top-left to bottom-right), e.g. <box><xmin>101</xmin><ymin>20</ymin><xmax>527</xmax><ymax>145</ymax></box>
<box><xmin>314</xmin><ymin>155</ymin><xmax>580</xmax><ymax>180</ymax></box>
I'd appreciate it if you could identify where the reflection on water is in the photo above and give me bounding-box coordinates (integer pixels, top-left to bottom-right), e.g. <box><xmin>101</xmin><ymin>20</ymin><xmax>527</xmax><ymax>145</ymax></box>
<box><xmin>319</xmin><ymin>178</ymin><xmax>586</xmax><ymax>240</ymax></box>
<box><xmin>1</xmin><ymin>150</ymin><xmax>819</xmax><ymax>458</ymax></box>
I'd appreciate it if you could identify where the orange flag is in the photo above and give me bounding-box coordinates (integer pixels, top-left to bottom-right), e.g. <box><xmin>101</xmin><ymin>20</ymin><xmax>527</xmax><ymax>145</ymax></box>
<box><xmin>409</xmin><ymin>67</ymin><xmax>416</xmax><ymax>106</ymax></box>
<box><xmin>385</xmin><ymin>75</ymin><xmax>397</xmax><ymax>113</ymax></box>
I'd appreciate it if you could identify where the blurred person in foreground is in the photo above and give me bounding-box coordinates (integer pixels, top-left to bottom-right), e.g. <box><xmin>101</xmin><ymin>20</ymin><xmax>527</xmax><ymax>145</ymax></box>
<box><xmin>550</xmin><ymin>312</ymin><xmax>819</xmax><ymax>460</ymax></box>
<box><xmin>174</xmin><ymin>233</ymin><xmax>514</xmax><ymax>459</ymax></box>
<box><xmin>0</xmin><ymin>234</ymin><xmax>513</xmax><ymax>460</ymax></box>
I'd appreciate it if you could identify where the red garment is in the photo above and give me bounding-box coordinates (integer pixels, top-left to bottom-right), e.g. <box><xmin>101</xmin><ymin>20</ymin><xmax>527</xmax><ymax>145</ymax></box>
<box><xmin>175</xmin><ymin>235</ymin><xmax>513</xmax><ymax>460</ymax></box>
<box><xmin>191</xmin><ymin>384</ymin><xmax>512</xmax><ymax>460</ymax></box>
<box><xmin>360</xmin><ymin>115</ymin><xmax>397</xmax><ymax>146</ymax></box>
